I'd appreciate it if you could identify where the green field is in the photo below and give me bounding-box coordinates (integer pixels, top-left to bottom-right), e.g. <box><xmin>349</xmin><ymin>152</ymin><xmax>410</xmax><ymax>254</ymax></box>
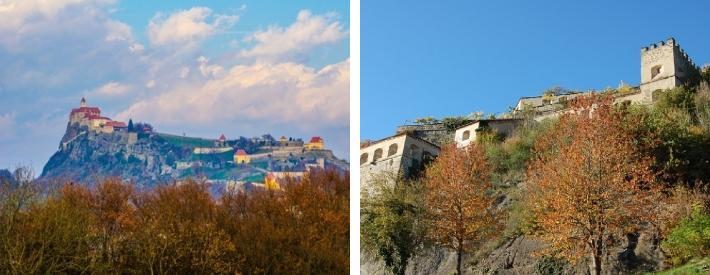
<box><xmin>243</xmin><ymin>173</ymin><xmax>265</xmax><ymax>183</ymax></box>
<box><xmin>156</xmin><ymin>133</ymin><xmax>215</xmax><ymax>148</ymax></box>
<box><xmin>649</xmin><ymin>258</ymin><xmax>710</xmax><ymax>275</ymax></box>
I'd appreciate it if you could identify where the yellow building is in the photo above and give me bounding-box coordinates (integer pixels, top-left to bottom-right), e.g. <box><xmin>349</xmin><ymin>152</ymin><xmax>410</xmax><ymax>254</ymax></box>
<box><xmin>264</xmin><ymin>173</ymin><xmax>280</xmax><ymax>190</ymax></box>
<box><xmin>306</xmin><ymin>136</ymin><xmax>324</xmax><ymax>150</ymax></box>
<box><xmin>234</xmin><ymin>149</ymin><xmax>250</xmax><ymax>164</ymax></box>
<box><xmin>279</xmin><ymin>136</ymin><xmax>288</xmax><ymax>146</ymax></box>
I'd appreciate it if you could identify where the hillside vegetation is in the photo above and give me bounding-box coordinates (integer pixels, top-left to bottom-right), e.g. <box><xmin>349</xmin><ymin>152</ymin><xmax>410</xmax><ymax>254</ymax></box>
<box><xmin>362</xmin><ymin>82</ymin><xmax>710</xmax><ymax>275</ymax></box>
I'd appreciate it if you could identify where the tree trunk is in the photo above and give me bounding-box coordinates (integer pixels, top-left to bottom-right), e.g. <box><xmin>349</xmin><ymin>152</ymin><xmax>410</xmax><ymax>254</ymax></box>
<box><xmin>591</xmin><ymin>238</ymin><xmax>602</xmax><ymax>275</ymax></box>
<box><xmin>592</xmin><ymin>253</ymin><xmax>602</xmax><ymax>275</ymax></box>
<box><xmin>457</xmin><ymin>242</ymin><xmax>463</xmax><ymax>275</ymax></box>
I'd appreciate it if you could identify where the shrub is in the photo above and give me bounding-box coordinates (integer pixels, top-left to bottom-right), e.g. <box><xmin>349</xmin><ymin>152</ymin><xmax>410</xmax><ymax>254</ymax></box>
<box><xmin>661</xmin><ymin>204</ymin><xmax>710</xmax><ymax>266</ymax></box>
<box><xmin>534</xmin><ymin>255</ymin><xmax>568</xmax><ymax>275</ymax></box>
<box><xmin>360</xmin><ymin>172</ymin><xmax>425</xmax><ymax>275</ymax></box>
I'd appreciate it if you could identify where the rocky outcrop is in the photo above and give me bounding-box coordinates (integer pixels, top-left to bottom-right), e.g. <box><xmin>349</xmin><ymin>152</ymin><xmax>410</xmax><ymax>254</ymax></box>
<box><xmin>474</xmin><ymin>236</ymin><xmax>548</xmax><ymax>274</ymax></box>
<box><xmin>41</xmin><ymin>123</ymin><xmax>182</xmax><ymax>187</ymax></box>
<box><xmin>362</xmin><ymin>228</ymin><xmax>666</xmax><ymax>275</ymax></box>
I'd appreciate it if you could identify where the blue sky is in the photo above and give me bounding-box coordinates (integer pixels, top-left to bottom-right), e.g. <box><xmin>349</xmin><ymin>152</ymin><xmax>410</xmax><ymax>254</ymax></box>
<box><xmin>0</xmin><ymin>0</ymin><xmax>349</xmax><ymax>173</ymax></box>
<box><xmin>361</xmin><ymin>0</ymin><xmax>710</xmax><ymax>139</ymax></box>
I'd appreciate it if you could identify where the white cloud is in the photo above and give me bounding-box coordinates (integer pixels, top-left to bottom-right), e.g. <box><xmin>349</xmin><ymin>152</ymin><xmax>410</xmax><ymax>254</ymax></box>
<box><xmin>179</xmin><ymin>66</ymin><xmax>190</xmax><ymax>78</ymax></box>
<box><xmin>147</xmin><ymin>7</ymin><xmax>237</xmax><ymax>48</ymax></box>
<box><xmin>91</xmin><ymin>81</ymin><xmax>132</xmax><ymax>97</ymax></box>
<box><xmin>0</xmin><ymin>112</ymin><xmax>16</xmax><ymax>141</ymax></box>
<box><xmin>0</xmin><ymin>0</ymin><xmax>116</xmax><ymax>30</ymax></box>
<box><xmin>117</xmin><ymin>59</ymin><xmax>349</xmax><ymax>129</ymax></box>
<box><xmin>197</xmin><ymin>56</ymin><xmax>224</xmax><ymax>78</ymax></box>
<box><xmin>239</xmin><ymin>10</ymin><xmax>347</xmax><ymax>62</ymax></box>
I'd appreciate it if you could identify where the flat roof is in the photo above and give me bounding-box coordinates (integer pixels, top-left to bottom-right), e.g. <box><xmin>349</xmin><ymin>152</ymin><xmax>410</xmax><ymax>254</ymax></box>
<box><xmin>361</xmin><ymin>132</ymin><xmax>441</xmax><ymax>150</ymax></box>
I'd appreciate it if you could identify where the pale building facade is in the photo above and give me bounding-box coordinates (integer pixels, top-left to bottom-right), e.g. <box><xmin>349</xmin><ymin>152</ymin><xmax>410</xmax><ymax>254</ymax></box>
<box><xmin>360</xmin><ymin>133</ymin><xmax>440</xmax><ymax>187</ymax></box>
<box><xmin>640</xmin><ymin>38</ymin><xmax>700</xmax><ymax>103</ymax></box>
<box><xmin>454</xmin><ymin>119</ymin><xmax>522</xmax><ymax>148</ymax></box>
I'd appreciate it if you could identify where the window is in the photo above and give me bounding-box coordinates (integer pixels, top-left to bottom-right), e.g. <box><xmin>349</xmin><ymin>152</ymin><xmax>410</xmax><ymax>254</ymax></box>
<box><xmin>462</xmin><ymin>130</ymin><xmax>471</xmax><ymax>141</ymax></box>
<box><xmin>360</xmin><ymin>153</ymin><xmax>368</xmax><ymax>165</ymax></box>
<box><xmin>651</xmin><ymin>65</ymin><xmax>662</xmax><ymax>79</ymax></box>
<box><xmin>373</xmin><ymin>148</ymin><xmax>383</xmax><ymax>162</ymax></box>
<box><xmin>387</xmin><ymin>143</ymin><xmax>398</xmax><ymax>157</ymax></box>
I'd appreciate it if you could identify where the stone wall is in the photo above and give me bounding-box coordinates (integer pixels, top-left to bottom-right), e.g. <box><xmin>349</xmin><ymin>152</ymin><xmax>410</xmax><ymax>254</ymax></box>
<box><xmin>396</xmin><ymin>123</ymin><xmax>453</xmax><ymax>146</ymax></box>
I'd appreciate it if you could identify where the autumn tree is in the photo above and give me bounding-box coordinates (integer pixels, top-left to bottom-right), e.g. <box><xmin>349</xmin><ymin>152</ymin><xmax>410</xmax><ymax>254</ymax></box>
<box><xmin>526</xmin><ymin>95</ymin><xmax>660</xmax><ymax>275</ymax></box>
<box><xmin>132</xmin><ymin>179</ymin><xmax>235</xmax><ymax>274</ymax></box>
<box><xmin>218</xmin><ymin>169</ymin><xmax>349</xmax><ymax>274</ymax></box>
<box><xmin>424</xmin><ymin>144</ymin><xmax>502</xmax><ymax>275</ymax></box>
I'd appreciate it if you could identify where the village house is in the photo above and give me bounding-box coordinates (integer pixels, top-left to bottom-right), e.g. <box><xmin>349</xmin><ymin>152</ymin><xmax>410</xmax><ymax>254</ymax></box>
<box><xmin>234</xmin><ymin>149</ymin><xmax>250</xmax><ymax>164</ymax></box>
<box><xmin>305</xmin><ymin>136</ymin><xmax>324</xmax><ymax>150</ymax></box>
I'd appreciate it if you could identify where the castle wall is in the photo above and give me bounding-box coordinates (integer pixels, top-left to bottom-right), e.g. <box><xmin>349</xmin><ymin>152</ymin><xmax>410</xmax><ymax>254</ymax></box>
<box><xmin>396</xmin><ymin>123</ymin><xmax>452</xmax><ymax>145</ymax></box>
<box><xmin>640</xmin><ymin>38</ymin><xmax>700</xmax><ymax>103</ymax></box>
<box><xmin>360</xmin><ymin>134</ymin><xmax>439</xmax><ymax>189</ymax></box>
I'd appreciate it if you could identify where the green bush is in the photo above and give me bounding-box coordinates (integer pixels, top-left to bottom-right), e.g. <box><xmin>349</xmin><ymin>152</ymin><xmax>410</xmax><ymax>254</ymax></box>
<box><xmin>661</xmin><ymin>204</ymin><xmax>710</xmax><ymax>266</ymax></box>
<box><xmin>361</xmin><ymin>172</ymin><xmax>425</xmax><ymax>275</ymax></box>
<box><xmin>534</xmin><ymin>255</ymin><xmax>568</xmax><ymax>275</ymax></box>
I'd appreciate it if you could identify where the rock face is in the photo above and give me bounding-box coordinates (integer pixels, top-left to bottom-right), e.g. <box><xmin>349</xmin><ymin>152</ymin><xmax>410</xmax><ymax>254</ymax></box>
<box><xmin>474</xmin><ymin>236</ymin><xmax>548</xmax><ymax>275</ymax></box>
<box><xmin>362</xmin><ymin>228</ymin><xmax>666</xmax><ymax>275</ymax></box>
<box><xmin>41</xmin><ymin>123</ymin><xmax>185</xmax><ymax>187</ymax></box>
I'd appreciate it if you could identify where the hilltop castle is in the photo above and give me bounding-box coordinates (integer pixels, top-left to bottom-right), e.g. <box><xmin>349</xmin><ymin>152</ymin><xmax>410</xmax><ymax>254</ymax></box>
<box><xmin>69</xmin><ymin>97</ymin><xmax>127</xmax><ymax>133</ymax></box>
<box><xmin>361</xmin><ymin>38</ymin><xmax>705</xmax><ymax>186</ymax></box>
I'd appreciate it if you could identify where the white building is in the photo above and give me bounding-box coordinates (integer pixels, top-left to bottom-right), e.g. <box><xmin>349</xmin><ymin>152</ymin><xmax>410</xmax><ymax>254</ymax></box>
<box><xmin>454</xmin><ymin>119</ymin><xmax>523</xmax><ymax>148</ymax></box>
<box><xmin>360</xmin><ymin>133</ymin><xmax>440</xmax><ymax>187</ymax></box>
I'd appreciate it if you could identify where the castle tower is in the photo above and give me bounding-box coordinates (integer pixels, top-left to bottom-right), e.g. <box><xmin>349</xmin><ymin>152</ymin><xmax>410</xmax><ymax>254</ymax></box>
<box><xmin>80</xmin><ymin>97</ymin><xmax>87</xmax><ymax>107</ymax></box>
<box><xmin>640</xmin><ymin>38</ymin><xmax>700</xmax><ymax>103</ymax></box>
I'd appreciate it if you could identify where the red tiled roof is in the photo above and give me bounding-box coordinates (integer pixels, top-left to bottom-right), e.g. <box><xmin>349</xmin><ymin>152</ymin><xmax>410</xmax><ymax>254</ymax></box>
<box><xmin>235</xmin><ymin>149</ymin><xmax>247</xmax><ymax>156</ymax></box>
<box><xmin>70</xmin><ymin>107</ymin><xmax>100</xmax><ymax>115</ymax></box>
<box><xmin>309</xmin><ymin>136</ymin><xmax>322</xmax><ymax>143</ymax></box>
<box><xmin>85</xmin><ymin>114</ymin><xmax>110</xmax><ymax>120</ymax></box>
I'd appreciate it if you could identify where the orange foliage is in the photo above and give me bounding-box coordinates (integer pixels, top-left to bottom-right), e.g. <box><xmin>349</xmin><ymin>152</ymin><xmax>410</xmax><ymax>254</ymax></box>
<box><xmin>0</xmin><ymin>170</ymin><xmax>349</xmax><ymax>274</ymax></box>
<box><xmin>526</xmin><ymin>95</ymin><xmax>661</xmax><ymax>275</ymax></box>
<box><xmin>424</xmin><ymin>144</ymin><xmax>502</xmax><ymax>275</ymax></box>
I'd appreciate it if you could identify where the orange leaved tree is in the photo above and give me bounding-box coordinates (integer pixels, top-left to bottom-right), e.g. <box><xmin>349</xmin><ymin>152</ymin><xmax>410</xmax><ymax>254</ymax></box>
<box><xmin>526</xmin><ymin>95</ymin><xmax>660</xmax><ymax>275</ymax></box>
<box><xmin>424</xmin><ymin>144</ymin><xmax>501</xmax><ymax>275</ymax></box>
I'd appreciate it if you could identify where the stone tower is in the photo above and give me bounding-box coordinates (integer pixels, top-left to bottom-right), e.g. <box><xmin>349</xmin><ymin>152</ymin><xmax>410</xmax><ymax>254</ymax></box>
<box><xmin>640</xmin><ymin>38</ymin><xmax>700</xmax><ymax>103</ymax></box>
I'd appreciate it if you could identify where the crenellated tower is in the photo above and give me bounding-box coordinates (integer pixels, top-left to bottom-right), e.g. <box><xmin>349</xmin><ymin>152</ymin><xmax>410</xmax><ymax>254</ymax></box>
<box><xmin>640</xmin><ymin>37</ymin><xmax>701</xmax><ymax>103</ymax></box>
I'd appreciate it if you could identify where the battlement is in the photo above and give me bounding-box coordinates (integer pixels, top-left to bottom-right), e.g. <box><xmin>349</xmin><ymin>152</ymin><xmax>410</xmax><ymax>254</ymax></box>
<box><xmin>641</xmin><ymin>37</ymin><xmax>699</xmax><ymax>70</ymax></box>
<box><xmin>641</xmin><ymin>37</ymin><xmax>676</xmax><ymax>52</ymax></box>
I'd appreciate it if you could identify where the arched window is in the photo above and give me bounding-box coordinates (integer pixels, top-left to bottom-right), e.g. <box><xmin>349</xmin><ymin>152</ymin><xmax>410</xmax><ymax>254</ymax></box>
<box><xmin>387</xmin><ymin>143</ymin><xmax>398</xmax><ymax>157</ymax></box>
<box><xmin>373</xmin><ymin>148</ymin><xmax>383</xmax><ymax>162</ymax></box>
<box><xmin>360</xmin><ymin>153</ymin><xmax>369</xmax><ymax>165</ymax></box>
<box><xmin>462</xmin><ymin>130</ymin><xmax>471</xmax><ymax>141</ymax></box>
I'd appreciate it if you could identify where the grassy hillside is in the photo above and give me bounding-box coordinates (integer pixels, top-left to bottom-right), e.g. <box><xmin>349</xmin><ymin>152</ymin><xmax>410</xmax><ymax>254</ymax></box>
<box><xmin>156</xmin><ymin>132</ymin><xmax>215</xmax><ymax>148</ymax></box>
<box><xmin>651</xmin><ymin>258</ymin><xmax>710</xmax><ymax>274</ymax></box>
